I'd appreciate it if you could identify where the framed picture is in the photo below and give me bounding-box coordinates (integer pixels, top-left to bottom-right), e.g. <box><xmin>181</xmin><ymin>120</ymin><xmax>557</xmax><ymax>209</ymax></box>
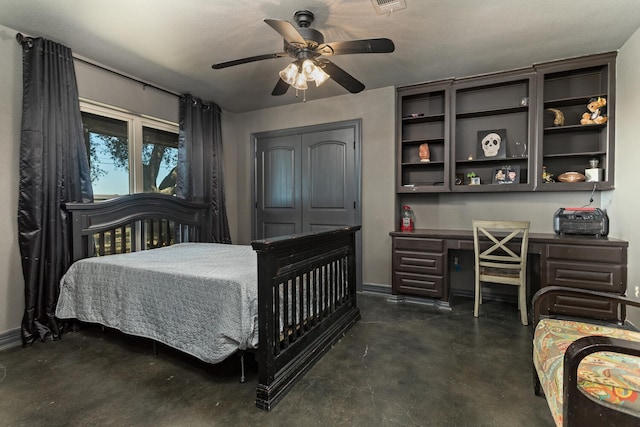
<box><xmin>492</xmin><ymin>165</ymin><xmax>520</xmax><ymax>184</ymax></box>
<box><xmin>477</xmin><ymin>129</ymin><xmax>507</xmax><ymax>159</ymax></box>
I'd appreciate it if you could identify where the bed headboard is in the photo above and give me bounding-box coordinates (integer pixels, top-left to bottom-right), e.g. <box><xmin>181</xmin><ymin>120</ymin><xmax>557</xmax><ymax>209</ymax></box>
<box><xmin>64</xmin><ymin>193</ymin><xmax>210</xmax><ymax>262</ymax></box>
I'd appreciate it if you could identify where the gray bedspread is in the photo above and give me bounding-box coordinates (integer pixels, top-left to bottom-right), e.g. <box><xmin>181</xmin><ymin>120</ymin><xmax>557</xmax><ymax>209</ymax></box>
<box><xmin>56</xmin><ymin>243</ymin><xmax>258</xmax><ymax>364</ymax></box>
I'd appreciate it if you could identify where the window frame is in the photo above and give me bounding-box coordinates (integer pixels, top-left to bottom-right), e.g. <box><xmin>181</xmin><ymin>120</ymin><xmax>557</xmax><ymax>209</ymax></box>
<box><xmin>79</xmin><ymin>99</ymin><xmax>179</xmax><ymax>197</ymax></box>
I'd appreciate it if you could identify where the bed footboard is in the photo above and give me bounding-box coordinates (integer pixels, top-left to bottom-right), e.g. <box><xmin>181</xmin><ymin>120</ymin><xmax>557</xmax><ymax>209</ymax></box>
<box><xmin>251</xmin><ymin>225</ymin><xmax>361</xmax><ymax>410</ymax></box>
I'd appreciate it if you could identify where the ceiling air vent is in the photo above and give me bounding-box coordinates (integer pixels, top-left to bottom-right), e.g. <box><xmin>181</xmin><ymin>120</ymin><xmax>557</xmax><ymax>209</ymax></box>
<box><xmin>371</xmin><ymin>0</ymin><xmax>407</xmax><ymax>14</ymax></box>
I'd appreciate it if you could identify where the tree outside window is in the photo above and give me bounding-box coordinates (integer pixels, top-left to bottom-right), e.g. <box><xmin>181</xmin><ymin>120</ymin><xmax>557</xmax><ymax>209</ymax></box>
<box><xmin>81</xmin><ymin>107</ymin><xmax>178</xmax><ymax>198</ymax></box>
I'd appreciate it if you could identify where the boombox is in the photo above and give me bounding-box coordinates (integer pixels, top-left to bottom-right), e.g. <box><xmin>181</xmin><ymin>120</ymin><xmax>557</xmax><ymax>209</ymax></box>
<box><xmin>553</xmin><ymin>207</ymin><xmax>609</xmax><ymax>237</ymax></box>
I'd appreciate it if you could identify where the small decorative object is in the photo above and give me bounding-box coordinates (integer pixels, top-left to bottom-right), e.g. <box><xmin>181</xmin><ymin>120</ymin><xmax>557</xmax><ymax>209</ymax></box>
<box><xmin>400</xmin><ymin>205</ymin><xmax>415</xmax><ymax>232</ymax></box>
<box><xmin>585</xmin><ymin>158</ymin><xmax>603</xmax><ymax>182</ymax></box>
<box><xmin>542</xmin><ymin>166</ymin><xmax>555</xmax><ymax>183</ymax></box>
<box><xmin>419</xmin><ymin>143</ymin><xmax>430</xmax><ymax>162</ymax></box>
<box><xmin>520</xmin><ymin>97</ymin><xmax>529</xmax><ymax>106</ymax></box>
<box><xmin>402</xmin><ymin>113</ymin><xmax>424</xmax><ymax>119</ymax></box>
<box><xmin>467</xmin><ymin>172</ymin><xmax>480</xmax><ymax>185</ymax></box>
<box><xmin>492</xmin><ymin>165</ymin><xmax>520</xmax><ymax>184</ymax></box>
<box><xmin>477</xmin><ymin>129</ymin><xmax>507</xmax><ymax>159</ymax></box>
<box><xmin>545</xmin><ymin>108</ymin><xmax>565</xmax><ymax>126</ymax></box>
<box><xmin>455</xmin><ymin>174</ymin><xmax>464</xmax><ymax>185</ymax></box>
<box><xmin>512</xmin><ymin>141</ymin><xmax>527</xmax><ymax>157</ymax></box>
<box><xmin>468</xmin><ymin>154</ymin><xmax>473</xmax><ymax>160</ymax></box>
<box><xmin>580</xmin><ymin>97</ymin><xmax>607</xmax><ymax>125</ymax></box>
<box><xmin>557</xmin><ymin>171</ymin><xmax>586</xmax><ymax>183</ymax></box>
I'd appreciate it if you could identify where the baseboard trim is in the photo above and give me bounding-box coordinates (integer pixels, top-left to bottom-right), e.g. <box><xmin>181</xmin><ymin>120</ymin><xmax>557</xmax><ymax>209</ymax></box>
<box><xmin>361</xmin><ymin>283</ymin><xmax>452</xmax><ymax>311</ymax></box>
<box><xmin>0</xmin><ymin>328</ymin><xmax>21</xmax><ymax>351</ymax></box>
<box><xmin>361</xmin><ymin>283</ymin><xmax>392</xmax><ymax>295</ymax></box>
<box><xmin>387</xmin><ymin>294</ymin><xmax>452</xmax><ymax>311</ymax></box>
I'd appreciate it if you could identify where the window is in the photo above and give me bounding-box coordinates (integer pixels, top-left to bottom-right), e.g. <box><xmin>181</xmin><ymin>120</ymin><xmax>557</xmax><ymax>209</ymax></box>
<box><xmin>80</xmin><ymin>101</ymin><xmax>178</xmax><ymax>199</ymax></box>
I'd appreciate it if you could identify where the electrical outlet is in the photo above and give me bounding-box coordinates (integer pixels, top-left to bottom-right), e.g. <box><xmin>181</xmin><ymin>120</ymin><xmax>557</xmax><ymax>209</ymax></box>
<box><xmin>635</xmin><ymin>286</ymin><xmax>639</xmax><ymax>298</ymax></box>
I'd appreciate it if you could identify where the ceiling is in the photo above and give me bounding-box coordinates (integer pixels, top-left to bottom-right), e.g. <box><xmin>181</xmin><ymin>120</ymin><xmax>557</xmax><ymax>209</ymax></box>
<box><xmin>2</xmin><ymin>0</ymin><xmax>640</xmax><ymax>114</ymax></box>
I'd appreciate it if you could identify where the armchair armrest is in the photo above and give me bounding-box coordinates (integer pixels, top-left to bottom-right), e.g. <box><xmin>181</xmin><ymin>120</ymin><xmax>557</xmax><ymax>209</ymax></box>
<box><xmin>563</xmin><ymin>335</ymin><xmax>640</xmax><ymax>426</ymax></box>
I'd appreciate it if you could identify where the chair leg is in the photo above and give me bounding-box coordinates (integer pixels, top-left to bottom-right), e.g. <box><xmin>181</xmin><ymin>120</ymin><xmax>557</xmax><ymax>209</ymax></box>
<box><xmin>474</xmin><ymin>278</ymin><xmax>481</xmax><ymax>317</ymax></box>
<box><xmin>519</xmin><ymin>285</ymin><xmax>528</xmax><ymax>325</ymax></box>
<box><xmin>534</xmin><ymin>366</ymin><xmax>544</xmax><ymax>396</ymax></box>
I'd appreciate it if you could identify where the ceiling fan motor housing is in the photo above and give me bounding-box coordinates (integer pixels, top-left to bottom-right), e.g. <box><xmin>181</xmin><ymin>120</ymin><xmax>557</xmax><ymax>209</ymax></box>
<box><xmin>294</xmin><ymin>10</ymin><xmax>324</xmax><ymax>47</ymax></box>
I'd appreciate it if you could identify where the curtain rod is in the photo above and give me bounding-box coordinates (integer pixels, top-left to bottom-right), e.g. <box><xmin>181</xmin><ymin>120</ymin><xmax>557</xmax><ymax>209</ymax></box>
<box><xmin>16</xmin><ymin>32</ymin><xmax>182</xmax><ymax>99</ymax></box>
<box><xmin>72</xmin><ymin>56</ymin><xmax>182</xmax><ymax>99</ymax></box>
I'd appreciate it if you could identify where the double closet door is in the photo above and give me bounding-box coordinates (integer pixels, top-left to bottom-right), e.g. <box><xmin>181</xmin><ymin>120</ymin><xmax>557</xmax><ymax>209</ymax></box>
<box><xmin>253</xmin><ymin>120</ymin><xmax>361</xmax><ymax>240</ymax></box>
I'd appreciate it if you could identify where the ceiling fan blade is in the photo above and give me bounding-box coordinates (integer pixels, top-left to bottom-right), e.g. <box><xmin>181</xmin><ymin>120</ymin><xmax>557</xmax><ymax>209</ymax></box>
<box><xmin>271</xmin><ymin>78</ymin><xmax>290</xmax><ymax>96</ymax></box>
<box><xmin>321</xmin><ymin>60</ymin><xmax>365</xmax><ymax>94</ymax></box>
<box><xmin>264</xmin><ymin>19</ymin><xmax>307</xmax><ymax>46</ymax></box>
<box><xmin>318</xmin><ymin>38</ymin><xmax>395</xmax><ymax>56</ymax></box>
<box><xmin>212</xmin><ymin>52</ymin><xmax>287</xmax><ymax>69</ymax></box>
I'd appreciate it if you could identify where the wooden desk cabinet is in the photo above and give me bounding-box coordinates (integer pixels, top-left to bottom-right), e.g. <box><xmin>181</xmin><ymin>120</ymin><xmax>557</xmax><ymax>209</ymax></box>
<box><xmin>390</xmin><ymin>229</ymin><xmax>628</xmax><ymax>321</ymax></box>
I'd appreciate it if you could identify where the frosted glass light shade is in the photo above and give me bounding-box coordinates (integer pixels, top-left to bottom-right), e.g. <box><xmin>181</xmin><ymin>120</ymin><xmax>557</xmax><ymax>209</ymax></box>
<box><xmin>301</xmin><ymin>59</ymin><xmax>330</xmax><ymax>87</ymax></box>
<box><xmin>278</xmin><ymin>63</ymin><xmax>298</xmax><ymax>85</ymax></box>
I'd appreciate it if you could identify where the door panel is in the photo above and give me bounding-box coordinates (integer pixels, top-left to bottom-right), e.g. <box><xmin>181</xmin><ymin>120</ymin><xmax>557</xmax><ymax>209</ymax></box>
<box><xmin>255</xmin><ymin>135</ymin><xmax>301</xmax><ymax>238</ymax></box>
<box><xmin>302</xmin><ymin>127</ymin><xmax>356</xmax><ymax>231</ymax></box>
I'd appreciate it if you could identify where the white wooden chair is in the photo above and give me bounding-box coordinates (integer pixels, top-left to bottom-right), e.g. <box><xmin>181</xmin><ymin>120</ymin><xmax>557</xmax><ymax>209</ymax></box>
<box><xmin>472</xmin><ymin>220</ymin><xmax>530</xmax><ymax>325</ymax></box>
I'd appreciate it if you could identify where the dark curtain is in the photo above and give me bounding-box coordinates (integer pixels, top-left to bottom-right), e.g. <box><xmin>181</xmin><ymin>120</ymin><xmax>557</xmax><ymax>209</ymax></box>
<box><xmin>17</xmin><ymin>35</ymin><xmax>94</xmax><ymax>346</ymax></box>
<box><xmin>177</xmin><ymin>94</ymin><xmax>231</xmax><ymax>243</ymax></box>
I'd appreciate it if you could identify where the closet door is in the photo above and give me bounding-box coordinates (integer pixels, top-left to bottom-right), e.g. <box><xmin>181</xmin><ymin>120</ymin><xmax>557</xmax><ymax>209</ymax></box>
<box><xmin>255</xmin><ymin>134</ymin><xmax>302</xmax><ymax>238</ymax></box>
<box><xmin>254</xmin><ymin>122</ymin><xmax>359</xmax><ymax>240</ymax></box>
<box><xmin>302</xmin><ymin>127</ymin><xmax>357</xmax><ymax>232</ymax></box>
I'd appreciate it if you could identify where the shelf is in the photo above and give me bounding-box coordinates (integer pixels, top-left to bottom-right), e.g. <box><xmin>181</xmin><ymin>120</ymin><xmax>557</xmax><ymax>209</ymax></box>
<box><xmin>402</xmin><ymin>161</ymin><xmax>446</xmax><ymax>167</ymax></box>
<box><xmin>402</xmin><ymin>137</ymin><xmax>445</xmax><ymax>145</ymax></box>
<box><xmin>544</xmin><ymin>94</ymin><xmax>607</xmax><ymax>108</ymax></box>
<box><xmin>543</xmin><ymin>151</ymin><xmax>605</xmax><ymax>159</ymax></box>
<box><xmin>456</xmin><ymin>157</ymin><xmax>528</xmax><ymax>165</ymax></box>
<box><xmin>402</xmin><ymin>113</ymin><xmax>445</xmax><ymax>123</ymax></box>
<box><xmin>536</xmin><ymin>181</ymin><xmax>613</xmax><ymax>192</ymax></box>
<box><xmin>544</xmin><ymin>124</ymin><xmax>606</xmax><ymax>134</ymax></box>
<box><xmin>456</xmin><ymin>105</ymin><xmax>528</xmax><ymax>119</ymax></box>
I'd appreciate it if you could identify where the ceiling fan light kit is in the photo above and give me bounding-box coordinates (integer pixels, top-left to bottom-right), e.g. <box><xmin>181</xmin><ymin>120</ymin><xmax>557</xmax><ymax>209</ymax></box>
<box><xmin>212</xmin><ymin>9</ymin><xmax>395</xmax><ymax>100</ymax></box>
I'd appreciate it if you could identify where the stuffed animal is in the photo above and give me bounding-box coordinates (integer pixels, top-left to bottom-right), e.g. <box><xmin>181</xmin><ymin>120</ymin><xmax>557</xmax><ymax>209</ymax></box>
<box><xmin>580</xmin><ymin>97</ymin><xmax>608</xmax><ymax>125</ymax></box>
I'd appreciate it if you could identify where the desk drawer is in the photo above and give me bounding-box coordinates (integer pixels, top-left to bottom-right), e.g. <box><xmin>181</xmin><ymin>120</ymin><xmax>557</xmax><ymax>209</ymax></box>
<box><xmin>394</xmin><ymin>251</ymin><xmax>444</xmax><ymax>275</ymax></box>
<box><xmin>546</xmin><ymin>244</ymin><xmax>625</xmax><ymax>264</ymax></box>
<box><xmin>393</xmin><ymin>272</ymin><xmax>444</xmax><ymax>298</ymax></box>
<box><xmin>545</xmin><ymin>260</ymin><xmax>624</xmax><ymax>293</ymax></box>
<box><xmin>549</xmin><ymin>294</ymin><xmax>619</xmax><ymax>321</ymax></box>
<box><xmin>394</xmin><ymin>237</ymin><xmax>444</xmax><ymax>252</ymax></box>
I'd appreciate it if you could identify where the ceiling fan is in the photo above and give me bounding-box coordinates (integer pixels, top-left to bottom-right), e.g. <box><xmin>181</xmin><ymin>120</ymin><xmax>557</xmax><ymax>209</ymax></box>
<box><xmin>212</xmin><ymin>10</ymin><xmax>395</xmax><ymax>96</ymax></box>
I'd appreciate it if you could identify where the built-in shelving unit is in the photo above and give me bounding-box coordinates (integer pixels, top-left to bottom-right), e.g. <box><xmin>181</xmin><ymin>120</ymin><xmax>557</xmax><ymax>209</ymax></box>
<box><xmin>451</xmin><ymin>71</ymin><xmax>535</xmax><ymax>192</ymax></box>
<box><xmin>395</xmin><ymin>52</ymin><xmax>616</xmax><ymax>194</ymax></box>
<box><xmin>397</xmin><ymin>80</ymin><xmax>451</xmax><ymax>193</ymax></box>
<box><xmin>535</xmin><ymin>52</ymin><xmax>615</xmax><ymax>191</ymax></box>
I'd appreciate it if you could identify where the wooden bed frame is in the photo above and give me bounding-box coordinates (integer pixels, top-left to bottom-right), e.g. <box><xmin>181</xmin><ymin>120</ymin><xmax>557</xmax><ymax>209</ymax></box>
<box><xmin>63</xmin><ymin>193</ymin><xmax>361</xmax><ymax>410</ymax></box>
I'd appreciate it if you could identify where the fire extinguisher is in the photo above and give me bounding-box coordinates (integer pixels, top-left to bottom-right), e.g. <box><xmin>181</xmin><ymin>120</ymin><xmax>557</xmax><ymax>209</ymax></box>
<box><xmin>400</xmin><ymin>205</ymin><xmax>415</xmax><ymax>232</ymax></box>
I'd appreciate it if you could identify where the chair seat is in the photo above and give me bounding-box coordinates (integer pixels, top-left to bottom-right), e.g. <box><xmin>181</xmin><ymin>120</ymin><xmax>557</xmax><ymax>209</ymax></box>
<box><xmin>533</xmin><ymin>318</ymin><xmax>640</xmax><ymax>426</ymax></box>
<box><xmin>480</xmin><ymin>266</ymin><xmax>520</xmax><ymax>278</ymax></box>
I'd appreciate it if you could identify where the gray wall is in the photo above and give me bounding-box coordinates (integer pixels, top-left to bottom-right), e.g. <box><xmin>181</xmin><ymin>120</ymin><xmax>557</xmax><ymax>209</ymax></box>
<box><xmin>610</xmin><ymin>25</ymin><xmax>640</xmax><ymax>326</ymax></box>
<box><xmin>2</xmin><ymin>21</ymin><xmax>639</xmax><ymax>340</ymax></box>
<box><xmin>0</xmin><ymin>25</ymin><xmax>24</xmax><ymax>342</ymax></box>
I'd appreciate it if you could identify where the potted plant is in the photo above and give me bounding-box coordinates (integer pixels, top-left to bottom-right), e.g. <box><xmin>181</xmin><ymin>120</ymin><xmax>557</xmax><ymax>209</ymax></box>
<box><xmin>467</xmin><ymin>172</ymin><xmax>480</xmax><ymax>185</ymax></box>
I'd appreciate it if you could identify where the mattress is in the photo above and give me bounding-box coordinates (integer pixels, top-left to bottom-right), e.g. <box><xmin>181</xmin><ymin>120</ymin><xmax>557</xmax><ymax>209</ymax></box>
<box><xmin>56</xmin><ymin>243</ymin><xmax>259</xmax><ymax>363</ymax></box>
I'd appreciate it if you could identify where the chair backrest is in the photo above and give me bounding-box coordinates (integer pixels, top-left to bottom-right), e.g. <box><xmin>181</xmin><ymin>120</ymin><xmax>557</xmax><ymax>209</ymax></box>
<box><xmin>472</xmin><ymin>220</ymin><xmax>530</xmax><ymax>276</ymax></box>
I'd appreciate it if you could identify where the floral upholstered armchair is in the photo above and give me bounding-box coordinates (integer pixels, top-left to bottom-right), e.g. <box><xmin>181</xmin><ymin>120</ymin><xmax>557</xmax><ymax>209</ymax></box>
<box><xmin>532</xmin><ymin>286</ymin><xmax>640</xmax><ymax>427</ymax></box>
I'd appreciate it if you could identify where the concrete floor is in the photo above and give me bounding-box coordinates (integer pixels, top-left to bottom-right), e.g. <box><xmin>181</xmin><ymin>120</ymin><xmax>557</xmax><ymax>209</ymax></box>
<box><xmin>0</xmin><ymin>293</ymin><xmax>554</xmax><ymax>427</ymax></box>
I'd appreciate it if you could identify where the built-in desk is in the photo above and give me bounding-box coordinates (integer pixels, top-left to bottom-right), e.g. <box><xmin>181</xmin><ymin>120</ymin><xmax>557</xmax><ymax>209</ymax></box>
<box><xmin>390</xmin><ymin>229</ymin><xmax>628</xmax><ymax>321</ymax></box>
